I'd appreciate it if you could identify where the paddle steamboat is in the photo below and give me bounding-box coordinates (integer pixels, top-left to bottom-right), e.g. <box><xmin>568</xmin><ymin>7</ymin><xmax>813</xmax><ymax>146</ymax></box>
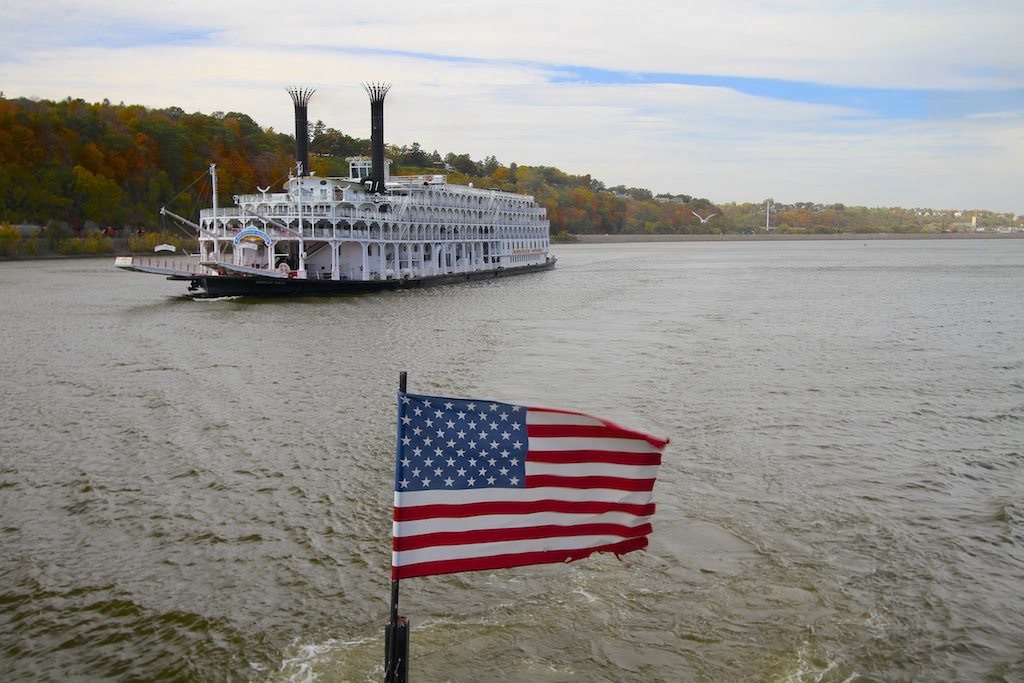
<box><xmin>115</xmin><ymin>84</ymin><xmax>554</xmax><ymax>298</ymax></box>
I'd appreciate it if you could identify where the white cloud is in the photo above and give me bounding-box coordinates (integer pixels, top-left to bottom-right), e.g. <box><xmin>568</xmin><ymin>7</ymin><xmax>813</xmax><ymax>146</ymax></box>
<box><xmin>1</xmin><ymin>0</ymin><xmax>1021</xmax><ymax>211</ymax></box>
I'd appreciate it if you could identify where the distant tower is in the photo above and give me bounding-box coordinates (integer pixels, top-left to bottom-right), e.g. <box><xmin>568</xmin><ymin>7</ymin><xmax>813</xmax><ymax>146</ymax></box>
<box><xmin>363</xmin><ymin>82</ymin><xmax>391</xmax><ymax>194</ymax></box>
<box><xmin>288</xmin><ymin>87</ymin><xmax>315</xmax><ymax>176</ymax></box>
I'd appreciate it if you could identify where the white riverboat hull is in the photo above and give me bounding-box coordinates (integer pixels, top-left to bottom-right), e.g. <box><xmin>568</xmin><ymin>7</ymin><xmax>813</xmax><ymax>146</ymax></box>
<box><xmin>116</xmin><ymin>84</ymin><xmax>554</xmax><ymax>299</ymax></box>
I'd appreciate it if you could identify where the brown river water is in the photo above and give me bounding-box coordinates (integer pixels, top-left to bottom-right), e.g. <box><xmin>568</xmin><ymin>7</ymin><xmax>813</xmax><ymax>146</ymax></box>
<box><xmin>1</xmin><ymin>239</ymin><xmax>1022</xmax><ymax>681</ymax></box>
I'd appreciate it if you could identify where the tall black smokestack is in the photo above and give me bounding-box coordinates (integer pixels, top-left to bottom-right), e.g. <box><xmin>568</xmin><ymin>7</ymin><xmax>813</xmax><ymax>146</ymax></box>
<box><xmin>288</xmin><ymin>87</ymin><xmax>315</xmax><ymax>176</ymax></box>
<box><xmin>363</xmin><ymin>82</ymin><xmax>391</xmax><ymax>193</ymax></box>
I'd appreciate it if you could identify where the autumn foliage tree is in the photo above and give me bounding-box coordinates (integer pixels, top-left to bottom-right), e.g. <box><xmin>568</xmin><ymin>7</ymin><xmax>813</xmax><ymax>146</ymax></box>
<box><xmin>1</xmin><ymin>94</ymin><xmax>966</xmax><ymax>239</ymax></box>
<box><xmin>0</xmin><ymin>96</ymin><xmax>294</xmax><ymax>230</ymax></box>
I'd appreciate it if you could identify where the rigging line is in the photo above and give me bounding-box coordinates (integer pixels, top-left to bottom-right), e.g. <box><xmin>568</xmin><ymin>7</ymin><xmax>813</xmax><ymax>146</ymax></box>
<box><xmin>162</xmin><ymin>209</ymin><xmax>197</xmax><ymax>240</ymax></box>
<box><xmin>156</xmin><ymin>170</ymin><xmax>208</xmax><ymax>239</ymax></box>
<box><xmin>163</xmin><ymin>168</ymin><xmax>209</xmax><ymax>211</ymax></box>
<box><xmin>268</xmin><ymin>167</ymin><xmax>292</xmax><ymax>192</ymax></box>
<box><xmin>161</xmin><ymin>167</ymin><xmax>214</xmax><ymax>238</ymax></box>
<box><xmin>159</xmin><ymin>163</ymin><xmax>294</xmax><ymax>238</ymax></box>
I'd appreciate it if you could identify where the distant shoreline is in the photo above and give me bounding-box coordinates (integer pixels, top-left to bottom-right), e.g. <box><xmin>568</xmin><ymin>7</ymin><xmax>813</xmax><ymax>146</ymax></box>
<box><xmin>567</xmin><ymin>232</ymin><xmax>1023</xmax><ymax>244</ymax></box>
<box><xmin>3</xmin><ymin>231</ymin><xmax>1020</xmax><ymax>263</ymax></box>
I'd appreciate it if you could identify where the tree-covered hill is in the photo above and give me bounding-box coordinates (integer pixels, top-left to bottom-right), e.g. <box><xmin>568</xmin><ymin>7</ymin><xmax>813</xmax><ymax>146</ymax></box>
<box><xmin>0</xmin><ymin>95</ymin><xmax>1016</xmax><ymax>245</ymax></box>
<box><xmin>0</xmin><ymin>96</ymin><xmax>298</xmax><ymax>231</ymax></box>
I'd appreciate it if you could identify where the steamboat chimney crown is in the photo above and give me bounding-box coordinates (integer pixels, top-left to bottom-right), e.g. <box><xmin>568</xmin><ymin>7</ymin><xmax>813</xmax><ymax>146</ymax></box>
<box><xmin>363</xmin><ymin>82</ymin><xmax>391</xmax><ymax>194</ymax></box>
<box><xmin>288</xmin><ymin>87</ymin><xmax>315</xmax><ymax>176</ymax></box>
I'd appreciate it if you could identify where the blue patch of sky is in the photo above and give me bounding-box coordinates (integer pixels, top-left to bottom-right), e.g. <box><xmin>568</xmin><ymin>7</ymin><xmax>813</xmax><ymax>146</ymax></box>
<box><xmin>0</xmin><ymin>13</ymin><xmax>214</xmax><ymax>57</ymax></box>
<box><xmin>549</xmin><ymin>65</ymin><xmax>1024</xmax><ymax>120</ymax></box>
<box><xmin>62</xmin><ymin>23</ymin><xmax>214</xmax><ymax>49</ymax></box>
<box><xmin>297</xmin><ymin>46</ymin><xmax>1024</xmax><ymax>121</ymax></box>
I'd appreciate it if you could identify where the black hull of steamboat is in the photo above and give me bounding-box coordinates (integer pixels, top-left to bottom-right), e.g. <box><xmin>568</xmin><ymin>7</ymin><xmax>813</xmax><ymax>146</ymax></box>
<box><xmin>173</xmin><ymin>258</ymin><xmax>556</xmax><ymax>299</ymax></box>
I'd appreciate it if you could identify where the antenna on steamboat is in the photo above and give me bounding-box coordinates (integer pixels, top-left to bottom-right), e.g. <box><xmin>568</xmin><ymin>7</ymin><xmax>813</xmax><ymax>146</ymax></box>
<box><xmin>287</xmin><ymin>87</ymin><xmax>315</xmax><ymax>177</ymax></box>
<box><xmin>363</xmin><ymin>82</ymin><xmax>391</xmax><ymax>194</ymax></box>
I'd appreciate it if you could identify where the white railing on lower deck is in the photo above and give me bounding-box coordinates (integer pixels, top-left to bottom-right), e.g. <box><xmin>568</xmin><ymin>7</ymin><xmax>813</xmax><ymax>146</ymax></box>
<box><xmin>125</xmin><ymin>255</ymin><xmax>211</xmax><ymax>274</ymax></box>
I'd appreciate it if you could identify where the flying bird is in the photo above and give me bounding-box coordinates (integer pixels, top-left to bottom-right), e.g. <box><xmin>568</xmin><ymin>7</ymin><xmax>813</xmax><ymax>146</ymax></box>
<box><xmin>691</xmin><ymin>210</ymin><xmax>717</xmax><ymax>224</ymax></box>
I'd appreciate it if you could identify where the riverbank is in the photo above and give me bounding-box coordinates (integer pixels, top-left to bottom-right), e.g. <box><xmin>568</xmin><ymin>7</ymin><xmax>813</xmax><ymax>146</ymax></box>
<box><xmin>3</xmin><ymin>231</ymin><xmax>1020</xmax><ymax>261</ymax></box>
<box><xmin>0</xmin><ymin>232</ymin><xmax>192</xmax><ymax>262</ymax></box>
<box><xmin>567</xmin><ymin>232</ymin><xmax>1023</xmax><ymax>244</ymax></box>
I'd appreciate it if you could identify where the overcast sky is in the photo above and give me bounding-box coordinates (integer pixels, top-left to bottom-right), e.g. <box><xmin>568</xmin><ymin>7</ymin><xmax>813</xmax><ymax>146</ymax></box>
<box><xmin>2</xmin><ymin>0</ymin><xmax>1021</xmax><ymax>212</ymax></box>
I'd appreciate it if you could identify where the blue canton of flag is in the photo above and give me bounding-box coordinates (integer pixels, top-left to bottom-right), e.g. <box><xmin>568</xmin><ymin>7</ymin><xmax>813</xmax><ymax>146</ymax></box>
<box><xmin>397</xmin><ymin>394</ymin><xmax>527</xmax><ymax>492</ymax></box>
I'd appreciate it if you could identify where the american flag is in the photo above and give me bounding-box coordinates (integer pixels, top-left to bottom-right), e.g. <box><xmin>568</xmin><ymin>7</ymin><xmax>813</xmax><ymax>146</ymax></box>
<box><xmin>392</xmin><ymin>392</ymin><xmax>669</xmax><ymax>579</ymax></box>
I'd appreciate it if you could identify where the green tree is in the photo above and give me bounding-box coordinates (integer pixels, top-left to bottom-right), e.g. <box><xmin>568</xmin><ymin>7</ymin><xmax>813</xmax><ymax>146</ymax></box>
<box><xmin>72</xmin><ymin>164</ymin><xmax>123</xmax><ymax>226</ymax></box>
<box><xmin>444</xmin><ymin>153</ymin><xmax>478</xmax><ymax>175</ymax></box>
<box><xmin>0</xmin><ymin>221</ymin><xmax>21</xmax><ymax>256</ymax></box>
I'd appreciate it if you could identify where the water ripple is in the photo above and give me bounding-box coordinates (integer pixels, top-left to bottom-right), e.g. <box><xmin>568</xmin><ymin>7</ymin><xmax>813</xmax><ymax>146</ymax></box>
<box><xmin>1</xmin><ymin>243</ymin><xmax>1022</xmax><ymax>680</ymax></box>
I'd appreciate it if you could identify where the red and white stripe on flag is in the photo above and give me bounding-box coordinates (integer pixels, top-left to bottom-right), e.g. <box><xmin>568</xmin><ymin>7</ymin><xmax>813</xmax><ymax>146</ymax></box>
<box><xmin>392</xmin><ymin>394</ymin><xmax>669</xmax><ymax>579</ymax></box>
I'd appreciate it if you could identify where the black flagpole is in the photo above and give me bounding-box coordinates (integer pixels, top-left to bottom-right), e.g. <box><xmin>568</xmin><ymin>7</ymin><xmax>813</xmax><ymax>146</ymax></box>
<box><xmin>385</xmin><ymin>371</ymin><xmax>409</xmax><ymax>683</ymax></box>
